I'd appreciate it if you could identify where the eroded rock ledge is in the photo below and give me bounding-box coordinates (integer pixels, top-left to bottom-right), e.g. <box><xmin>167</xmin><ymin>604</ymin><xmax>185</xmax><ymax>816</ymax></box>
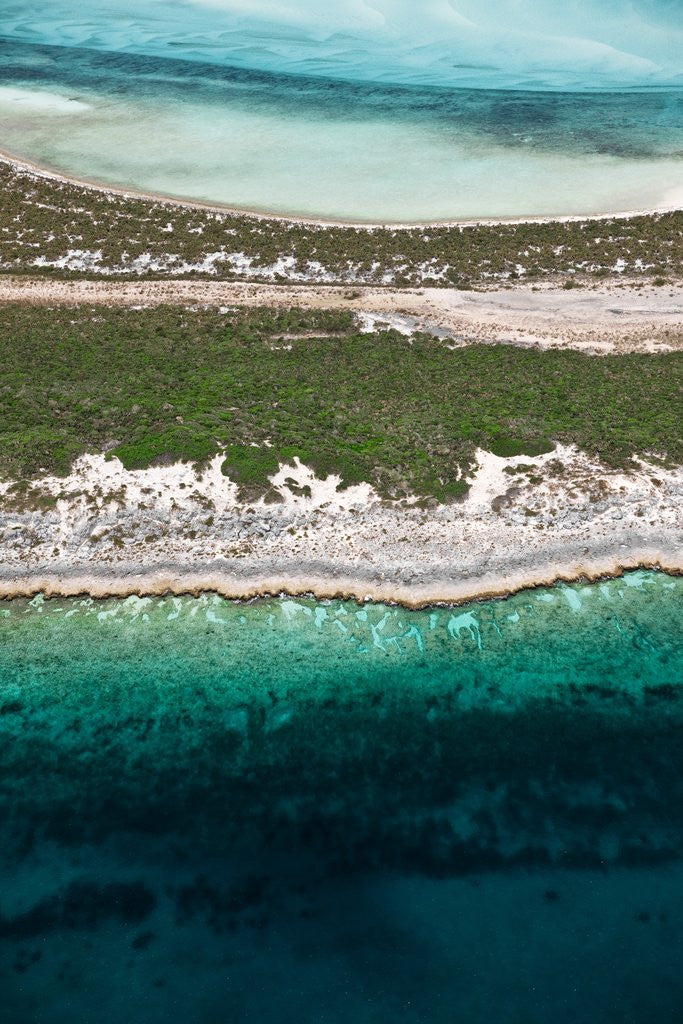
<box><xmin>1</xmin><ymin>445</ymin><xmax>680</xmax><ymax>607</ymax></box>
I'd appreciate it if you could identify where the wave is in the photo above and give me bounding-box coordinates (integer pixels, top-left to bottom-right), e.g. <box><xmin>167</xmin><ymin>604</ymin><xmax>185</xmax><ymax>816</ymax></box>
<box><xmin>2</xmin><ymin>0</ymin><xmax>682</xmax><ymax>91</ymax></box>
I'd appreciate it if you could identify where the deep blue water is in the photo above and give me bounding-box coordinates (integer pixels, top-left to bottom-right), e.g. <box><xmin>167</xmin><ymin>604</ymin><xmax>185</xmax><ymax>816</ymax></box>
<box><xmin>1</xmin><ymin>572</ymin><xmax>683</xmax><ymax>1022</ymax></box>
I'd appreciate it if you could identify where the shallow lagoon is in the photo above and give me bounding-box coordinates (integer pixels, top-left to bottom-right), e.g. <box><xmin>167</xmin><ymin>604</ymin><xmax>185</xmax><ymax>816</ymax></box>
<box><xmin>1</xmin><ymin>571</ymin><xmax>683</xmax><ymax>1022</ymax></box>
<box><xmin>0</xmin><ymin>37</ymin><xmax>682</xmax><ymax>221</ymax></box>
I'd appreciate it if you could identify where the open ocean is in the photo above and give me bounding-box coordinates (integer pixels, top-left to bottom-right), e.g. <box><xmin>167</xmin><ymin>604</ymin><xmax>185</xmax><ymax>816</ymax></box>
<box><xmin>1</xmin><ymin>571</ymin><xmax>683</xmax><ymax>1022</ymax></box>
<box><xmin>0</xmin><ymin>0</ymin><xmax>681</xmax><ymax>220</ymax></box>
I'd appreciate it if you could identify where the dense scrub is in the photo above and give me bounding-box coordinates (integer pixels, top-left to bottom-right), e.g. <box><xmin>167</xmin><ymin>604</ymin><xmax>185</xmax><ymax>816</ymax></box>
<box><xmin>0</xmin><ymin>305</ymin><xmax>680</xmax><ymax>500</ymax></box>
<box><xmin>1</xmin><ymin>162</ymin><xmax>681</xmax><ymax>286</ymax></box>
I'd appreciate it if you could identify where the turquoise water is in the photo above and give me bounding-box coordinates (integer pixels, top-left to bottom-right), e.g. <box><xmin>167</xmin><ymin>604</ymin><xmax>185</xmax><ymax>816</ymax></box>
<box><xmin>1</xmin><ymin>571</ymin><xmax>683</xmax><ymax>1022</ymax></box>
<box><xmin>4</xmin><ymin>0</ymin><xmax>682</xmax><ymax>91</ymax></box>
<box><xmin>0</xmin><ymin>1</ymin><xmax>681</xmax><ymax>220</ymax></box>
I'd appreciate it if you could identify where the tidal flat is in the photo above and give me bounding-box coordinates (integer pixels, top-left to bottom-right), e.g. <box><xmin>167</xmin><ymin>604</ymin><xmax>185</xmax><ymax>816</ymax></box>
<box><xmin>1</xmin><ymin>571</ymin><xmax>683</xmax><ymax>1023</ymax></box>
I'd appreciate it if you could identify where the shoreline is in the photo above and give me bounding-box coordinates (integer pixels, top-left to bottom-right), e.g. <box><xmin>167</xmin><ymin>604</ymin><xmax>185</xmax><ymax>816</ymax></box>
<box><xmin>1</xmin><ymin>555</ymin><xmax>680</xmax><ymax>610</ymax></box>
<box><xmin>2</xmin><ymin>149</ymin><xmax>681</xmax><ymax>231</ymax></box>
<box><xmin>0</xmin><ymin>445</ymin><xmax>679</xmax><ymax>612</ymax></box>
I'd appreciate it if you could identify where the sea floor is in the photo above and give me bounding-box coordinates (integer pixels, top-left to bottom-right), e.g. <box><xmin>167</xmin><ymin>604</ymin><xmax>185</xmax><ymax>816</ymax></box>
<box><xmin>1</xmin><ymin>571</ymin><xmax>682</xmax><ymax>1021</ymax></box>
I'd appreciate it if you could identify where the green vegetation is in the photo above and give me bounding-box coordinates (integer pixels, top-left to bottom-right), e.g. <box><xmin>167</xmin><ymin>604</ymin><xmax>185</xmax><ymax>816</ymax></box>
<box><xmin>1</xmin><ymin>161</ymin><xmax>681</xmax><ymax>286</ymax></box>
<box><xmin>0</xmin><ymin>304</ymin><xmax>680</xmax><ymax>501</ymax></box>
<box><xmin>221</xmin><ymin>445</ymin><xmax>281</xmax><ymax>491</ymax></box>
<box><xmin>489</xmin><ymin>437</ymin><xmax>556</xmax><ymax>458</ymax></box>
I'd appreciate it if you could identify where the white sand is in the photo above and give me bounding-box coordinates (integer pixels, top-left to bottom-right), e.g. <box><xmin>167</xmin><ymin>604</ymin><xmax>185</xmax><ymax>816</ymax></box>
<box><xmin>2</xmin><ymin>150</ymin><xmax>681</xmax><ymax>229</ymax></box>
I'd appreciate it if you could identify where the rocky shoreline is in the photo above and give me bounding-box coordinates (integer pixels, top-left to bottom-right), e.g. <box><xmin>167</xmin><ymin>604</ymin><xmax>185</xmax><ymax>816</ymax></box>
<box><xmin>0</xmin><ymin>556</ymin><xmax>680</xmax><ymax>609</ymax></box>
<box><xmin>1</xmin><ymin>446</ymin><xmax>680</xmax><ymax>608</ymax></box>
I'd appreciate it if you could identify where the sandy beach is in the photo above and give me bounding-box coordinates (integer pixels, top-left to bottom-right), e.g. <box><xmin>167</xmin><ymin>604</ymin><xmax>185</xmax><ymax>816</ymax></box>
<box><xmin>3</xmin><ymin>149</ymin><xmax>682</xmax><ymax>230</ymax></box>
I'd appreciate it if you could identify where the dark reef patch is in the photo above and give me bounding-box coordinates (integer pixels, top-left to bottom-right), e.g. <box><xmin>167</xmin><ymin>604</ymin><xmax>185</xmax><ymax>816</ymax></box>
<box><xmin>0</xmin><ymin>881</ymin><xmax>156</xmax><ymax>939</ymax></box>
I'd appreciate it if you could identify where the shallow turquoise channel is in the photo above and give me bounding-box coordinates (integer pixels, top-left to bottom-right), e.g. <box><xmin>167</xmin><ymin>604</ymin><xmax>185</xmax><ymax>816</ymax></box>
<box><xmin>1</xmin><ymin>571</ymin><xmax>682</xmax><ymax>1023</ymax></box>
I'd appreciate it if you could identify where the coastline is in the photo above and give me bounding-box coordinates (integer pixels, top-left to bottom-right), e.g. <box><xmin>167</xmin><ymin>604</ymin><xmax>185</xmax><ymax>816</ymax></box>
<box><xmin>1</xmin><ymin>158</ymin><xmax>680</xmax><ymax>609</ymax></box>
<box><xmin>0</xmin><ymin>554</ymin><xmax>680</xmax><ymax>610</ymax></box>
<box><xmin>1</xmin><ymin>446</ymin><xmax>679</xmax><ymax>611</ymax></box>
<box><xmin>2</xmin><ymin>148</ymin><xmax>681</xmax><ymax>230</ymax></box>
